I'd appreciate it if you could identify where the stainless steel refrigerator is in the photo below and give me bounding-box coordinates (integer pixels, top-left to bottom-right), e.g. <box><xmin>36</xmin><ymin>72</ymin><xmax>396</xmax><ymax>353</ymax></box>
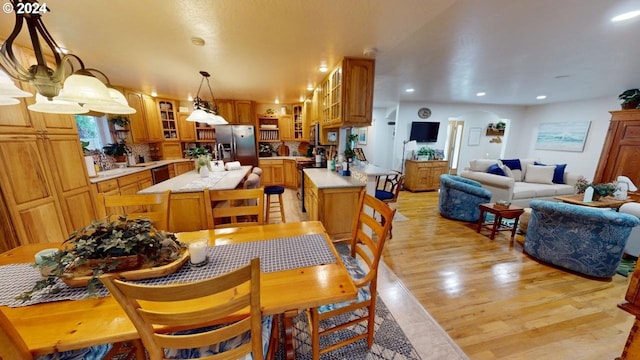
<box><xmin>214</xmin><ymin>125</ymin><xmax>258</xmax><ymax>167</ymax></box>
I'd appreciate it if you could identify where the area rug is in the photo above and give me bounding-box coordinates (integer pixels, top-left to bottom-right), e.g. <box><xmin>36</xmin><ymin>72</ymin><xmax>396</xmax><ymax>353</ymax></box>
<box><xmin>273</xmin><ymin>243</ymin><xmax>421</xmax><ymax>359</ymax></box>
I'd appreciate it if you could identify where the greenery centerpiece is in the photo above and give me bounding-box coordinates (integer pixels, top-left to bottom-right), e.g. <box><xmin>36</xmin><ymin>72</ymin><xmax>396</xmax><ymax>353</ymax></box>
<box><xmin>417</xmin><ymin>146</ymin><xmax>436</xmax><ymax>160</ymax></box>
<box><xmin>344</xmin><ymin>133</ymin><xmax>359</xmax><ymax>159</ymax></box>
<box><xmin>184</xmin><ymin>145</ymin><xmax>210</xmax><ymax>159</ymax></box>
<box><xmin>18</xmin><ymin>217</ymin><xmax>185</xmax><ymax>301</ymax></box>
<box><xmin>574</xmin><ymin>176</ymin><xmax>617</xmax><ymax>201</ymax></box>
<box><xmin>195</xmin><ymin>154</ymin><xmax>212</xmax><ymax>174</ymax></box>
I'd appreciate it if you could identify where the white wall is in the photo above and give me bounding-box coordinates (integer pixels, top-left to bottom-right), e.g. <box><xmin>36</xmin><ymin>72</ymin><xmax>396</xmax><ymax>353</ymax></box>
<box><xmin>367</xmin><ymin>95</ymin><xmax>619</xmax><ymax>181</ymax></box>
<box><xmin>516</xmin><ymin>96</ymin><xmax>620</xmax><ymax>179</ymax></box>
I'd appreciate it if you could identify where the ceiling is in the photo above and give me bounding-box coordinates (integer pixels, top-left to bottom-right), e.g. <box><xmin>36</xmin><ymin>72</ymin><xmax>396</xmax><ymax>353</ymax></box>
<box><xmin>2</xmin><ymin>0</ymin><xmax>640</xmax><ymax>109</ymax></box>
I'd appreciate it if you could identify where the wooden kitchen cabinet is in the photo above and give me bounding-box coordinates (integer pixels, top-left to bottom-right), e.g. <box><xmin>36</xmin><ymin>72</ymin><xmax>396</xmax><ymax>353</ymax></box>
<box><xmin>404</xmin><ymin>160</ymin><xmax>449</xmax><ymax>192</ymax></box>
<box><xmin>259</xmin><ymin>159</ymin><xmax>284</xmax><ymax>186</ymax></box>
<box><xmin>594</xmin><ymin>109</ymin><xmax>640</xmax><ymax>186</ymax></box>
<box><xmin>303</xmin><ymin>172</ymin><xmax>362</xmax><ymax>240</ymax></box>
<box><xmin>143</xmin><ymin>94</ymin><xmax>163</xmax><ymax>142</ymax></box>
<box><xmin>173</xmin><ymin>161</ymin><xmax>195</xmax><ymax>176</ymax></box>
<box><xmin>279</xmin><ymin>115</ymin><xmax>293</xmax><ymax>141</ymax></box>
<box><xmin>319</xmin><ymin>57</ymin><xmax>375</xmax><ymax>128</ymax></box>
<box><xmin>284</xmin><ymin>159</ymin><xmax>297</xmax><ymax>188</ymax></box>
<box><xmin>157</xmin><ymin>99</ymin><xmax>179</xmax><ymax>140</ymax></box>
<box><xmin>177</xmin><ymin>112</ymin><xmax>196</xmax><ymax>141</ymax></box>
<box><xmin>293</xmin><ymin>103</ymin><xmax>308</xmax><ymax>141</ymax></box>
<box><xmin>124</xmin><ymin>90</ymin><xmax>149</xmax><ymax>143</ymax></box>
<box><xmin>257</xmin><ymin>114</ymin><xmax>280</xmax><ymax>142</ymax></box>
<box><xmin>216</xmin><ymin>99</ymin><xmax>236</xmax><ymax>123</ymax></box>
<box><xmin>234</xmin><ymin>100</ymin><xmax>255</xmax><ymax>125</ymax></box>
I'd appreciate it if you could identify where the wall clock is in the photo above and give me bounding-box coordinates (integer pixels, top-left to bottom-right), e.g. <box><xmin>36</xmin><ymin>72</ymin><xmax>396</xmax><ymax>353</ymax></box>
<box><xmin>418</xmin><ymin>107</ymin><xmax>431</xmax><ymax>119</ymax></box>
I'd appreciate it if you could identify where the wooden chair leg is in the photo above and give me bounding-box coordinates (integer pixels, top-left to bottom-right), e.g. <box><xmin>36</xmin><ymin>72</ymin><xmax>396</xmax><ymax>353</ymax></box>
<box><xmin>278</xmin><ymin>193</ymin><xmax>286</xmax><ymax>223</ymax></box>
<box><xmin>265</xmin><ymin>194</ymin><xmax>271</xmax><ymax>223</ymax></box>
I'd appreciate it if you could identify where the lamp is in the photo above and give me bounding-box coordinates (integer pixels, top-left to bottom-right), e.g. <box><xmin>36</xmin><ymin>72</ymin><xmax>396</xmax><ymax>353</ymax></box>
<box><xmin>401</xmin><ymin>140</ymin><xmax>417</xmax><ymax>174</ymax></box>
<box><xmin>0</xmin><ymin>0</ymin><xmax>133</xmax><ymax>114</ymax></box>
<box><xmin>186</xmin><ymin>71</ymin><xmax>228</xmax><ymax>125</ymax></box>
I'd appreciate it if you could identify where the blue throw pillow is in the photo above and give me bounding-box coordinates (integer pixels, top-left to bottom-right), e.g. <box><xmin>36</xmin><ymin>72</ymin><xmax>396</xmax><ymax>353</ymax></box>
<box><xmin>487</xmin><ymin>163</ymin><xmax>506</xmax><ymax>176</ymax></box>
<box><xmin>500</xmin><ymin>158</ymin><xmax>521</xmax><ymax>170</ymax></box>
<box><xmin>534</xmin><ymin>161</ymin><xmax>566</xmax><ymax>184</ymax></box>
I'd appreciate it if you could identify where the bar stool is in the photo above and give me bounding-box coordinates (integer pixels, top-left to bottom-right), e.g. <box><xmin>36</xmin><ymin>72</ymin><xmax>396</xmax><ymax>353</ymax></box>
<box><xmin>264</xmin><ymin>185</ymin><xmax>286</xmax><ymax>223</ymax></box>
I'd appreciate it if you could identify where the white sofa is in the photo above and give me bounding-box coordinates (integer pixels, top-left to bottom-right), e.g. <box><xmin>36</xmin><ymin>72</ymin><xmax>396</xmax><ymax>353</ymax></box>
<box><xmin>460</xmin><ymin>158</ymin><xmax>581</xmax><ymax>207</ymax></box>
<box><xmin>620</xmin><ymin>202</ymin><xmax>640</xmax><ymax>257</ymax></box>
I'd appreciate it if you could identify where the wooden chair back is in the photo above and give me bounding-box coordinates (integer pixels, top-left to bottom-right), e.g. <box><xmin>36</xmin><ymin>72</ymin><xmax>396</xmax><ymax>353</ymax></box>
<box><xmin>350</xmin><ymin>190</ymin><xmax>397</xmax><ymax>291</ymax></box>
<box><xmin>96</xmin><ymin>190</ymin><xmax>171</xmax><ymax>230</ymax></box>
<box><xmin>375</xmin><ymin>172</ymin><xmax>404</xmax><ymax>204</ymax></box>
<box><xmin>100</xmin><ymin>258</ymin><xmax>264</xmax><ymax>360</ymax></box>
<box><xmin>0</xmin><ymin>309</ymin><xmax>31</xmax><ymax>360</ymax></box>
<box><xmin>205</xmin><ymin>188</ymin><xmax>265</xmax><ymax>228</ymax></box>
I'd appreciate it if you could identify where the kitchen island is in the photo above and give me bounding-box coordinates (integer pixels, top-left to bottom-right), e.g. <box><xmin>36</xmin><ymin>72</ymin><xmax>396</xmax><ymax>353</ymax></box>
<box><xmin>303</xmin><ymin>168</ymin><xmax>365</xmax><ymax>240</ymax></box>
<box><xmin>137</xmin><ymin>166</ymin><xmax>252</xmax><ymax>232</ymax></box>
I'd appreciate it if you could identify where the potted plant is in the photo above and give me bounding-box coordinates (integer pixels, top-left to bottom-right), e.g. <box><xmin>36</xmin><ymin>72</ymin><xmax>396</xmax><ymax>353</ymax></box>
<box><xmin>184</xmin><ymin>146</ymin><xmax>210</xmax><ymax>159</ymax></box>
<box><xmin>109</xmin><ymin>115</ymin><xmax>130</xmax><ymax>130</ymax></box>
<box><xmin>495</xmin><ymin>121</ymin><xmax>506</xmax><ymax>131</ymax></box>
<box><xmin>259</xmin><ymin>143</ymin><xmax>273</xmax><ymax>157</ymax></box>
<box><xmin>618</xmin><ymin>89</ymin><xmax>640</xmax><ymax>110</ymax></box>
<box><xmin>17</xmin><ymin>217</ymin><xmax>186</xmax><ymax>301</ymax></box>
<box><xmin>417</xmin><ymin>146</ymin><xmax>435</xmax><ymax>160</ymax></box>
<box><xmin>195</xmin><ymin>154</ymin><xmax>212</xmax><ymax>176</ymax></box>
<box><xmin>102</xmin><ymin>140</ymin><xmax>130</xmax><ymax>163</ymax></box>
<box><xmin>344</xmin><ymin>133</ymin><xmax>359</xmax><ymax>159</ymax></box>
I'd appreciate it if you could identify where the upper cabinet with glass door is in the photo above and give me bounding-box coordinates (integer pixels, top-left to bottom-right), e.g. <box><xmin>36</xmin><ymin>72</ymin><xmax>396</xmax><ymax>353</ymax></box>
<box><xmin>319</xmin><ymin>57</ymin><xmax>375</xmax><ymax>128</ymax></box>
<box><xmin>157</xmin><ymin>99</ymin><xmax>179</xmax><ymax>140</ymax></box>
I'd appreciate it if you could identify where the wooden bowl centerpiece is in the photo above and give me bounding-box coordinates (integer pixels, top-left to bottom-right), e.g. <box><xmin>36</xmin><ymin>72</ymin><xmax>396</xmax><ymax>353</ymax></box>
<box><xmin>18</xmin><ymin>216</ymin><xmax>187</xmax><ymax>301</ymax></box>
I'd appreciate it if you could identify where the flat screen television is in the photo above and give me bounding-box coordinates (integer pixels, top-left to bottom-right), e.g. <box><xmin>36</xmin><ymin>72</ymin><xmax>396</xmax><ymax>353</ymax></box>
<box><xmin>409</xmin><ymin>121</ymin><xmax>440</xmax><ymax>142</ymax></box>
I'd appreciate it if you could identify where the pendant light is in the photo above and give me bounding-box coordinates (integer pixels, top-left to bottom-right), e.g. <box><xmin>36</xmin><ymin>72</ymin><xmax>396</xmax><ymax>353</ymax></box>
<box><xmin>0</xmin><ymin>0</ymin><xmax>134</xmax><ymax>114</ymax></box>
<box><xmin>186</xmin><ymin>71</ymin><xmax>228</xmax><ymax>125</ymax></box>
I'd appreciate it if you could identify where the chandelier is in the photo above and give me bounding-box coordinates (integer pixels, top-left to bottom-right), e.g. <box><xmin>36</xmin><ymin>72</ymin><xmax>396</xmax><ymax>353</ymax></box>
<box><xmin>186</xmin><ymin>71</ymin><xmax>228</xmax><ymax>125</ymax></box>
<box><xmin>0</xmin><ymin>0</ymin><xmax>135</xmax><ymax>114</ymax></box>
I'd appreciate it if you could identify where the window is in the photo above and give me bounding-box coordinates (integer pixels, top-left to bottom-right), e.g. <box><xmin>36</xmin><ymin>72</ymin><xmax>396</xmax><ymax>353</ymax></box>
<box><xmin>75</xmin><ymin>115</ymin><xmax>112</xmax><ymax>151</ymax></box>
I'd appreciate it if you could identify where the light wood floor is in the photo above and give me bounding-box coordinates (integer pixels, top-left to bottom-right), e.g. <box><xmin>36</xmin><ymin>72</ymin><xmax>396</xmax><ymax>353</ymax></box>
<box><xmin>282</xmin><ymin>188</ymin><xmax>635</xmax><ymax>359</ymax></box>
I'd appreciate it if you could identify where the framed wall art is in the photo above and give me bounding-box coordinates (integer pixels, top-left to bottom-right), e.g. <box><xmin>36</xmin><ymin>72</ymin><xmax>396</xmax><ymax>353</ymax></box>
<box><xmin>535</xmin><ymin>121</ymin><xmax>591</xmax><ymax>152</ymax></box>
<box><xmin>468</xmin><ymin>127</ymin><xmax>481</xmax><ymax>146</ymax></box>
<box><xmin>358</xmin><ymin>127</ymin><xmax>367</xmax><ymax>145</ymax></box>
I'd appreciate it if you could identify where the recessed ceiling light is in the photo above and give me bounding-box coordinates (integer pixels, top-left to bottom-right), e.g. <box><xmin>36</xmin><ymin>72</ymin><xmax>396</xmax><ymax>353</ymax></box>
<box><xmin>476</xmin><ymin>92</ymin><xmax>486</xmax><ymax>97</ymax></box>
<box><xmin>191</xmin><ymin>37</ymin><xmax>205</xmax><ymax>46</ymax></box>
<box><xmin>299</xmin><ymin>96</ymin><xmax>304</xmax><ymax>102</ymax></box>
<box><xmin>150</xmin><ymin>91</ymin><xmax>157</xmax><ymax>97</ymax></box>
<box><xmin>612</xmin><ymin>10</ymin><xmax>640</xmax><ymax>22</ymax></box>
<box><xmin>405</xmin><ymin>88</ymin><xmax>415</xmax><ymax>93</ymax></box>
<box><xmin>319</xmin><ymin>61</ymin><xmax>328</xmax><ymax>73</ymax></box>
<box><xmin>275</xmin><ymin>98</ymin><xmax>280</xmax><ymax>104</ymax></box>
<box><xmin>536</xmin><ymin>95</ymin><xmax>547</xmax><ymax>100</ymax></box>
<box><xmin>307</xmin><ymin>84</ymin><xmax>314</xmax><ymax>91</ymax></box>
<box><xmin>187</xmin><ymin>94</ymin><xmax>193</xmax><ymax>101</ymax></box>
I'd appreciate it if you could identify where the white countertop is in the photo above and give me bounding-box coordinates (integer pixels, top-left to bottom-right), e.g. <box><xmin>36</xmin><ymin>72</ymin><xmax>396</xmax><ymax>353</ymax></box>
<box><xmin>89</xmin><ymin>159</ymin><xmax>192</xmax><ymax>183</ymax></box>
<box><xmin>352</xmin><ymin>164</ymin><xmax>397</xmax><ymax>177</ymax></box>
<box><xmin>138</xmin><ymin>166</ymin><xmax>252</xmax><ymax>194</ymax></box>
<box><xmin>303</xmin><ymin>168</ymin><xmax>365</xmax><ymax>189</ymax></box>
<box><xmin>259</xmin><ymin>156</ymin><xmax>314</xmax><ymax>161</ymax></box>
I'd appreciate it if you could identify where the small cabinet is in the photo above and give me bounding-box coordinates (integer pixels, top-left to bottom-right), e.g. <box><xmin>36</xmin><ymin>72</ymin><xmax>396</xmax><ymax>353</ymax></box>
<box><xmin>279</xmin><ymin>115</ymin><xmax>293</xmax><ymax>141</ymax></box>
<box><xmin>216</xmin><ymin>100</ymin><xmax>236</xmax><ymax>123</ymax></box>
<box><xmin>293</xmin><ymin>103</ymin><xmax>307</xmax><ymax>141</ymax></box>
<box><xmin>124</xmin><ymin>90</ymin><xmax>149</xmax><ymax>143</ymax></box>
<box><xmin>319</xmin><ymin>57</ymin><xmax>375</xmax><ymax>128</ymax></box>
<box><xmin>177</xmin><ymin>112</ymin><xmax>196</xmax><ymax>141</ymax></box>
<box><xmin>143</xmin><ymin>94</ymin><xmax>163</xmax><ymax>142</ymax></box>
<box><xmin>404</xmin><ymin>160</ymin><xmax>449</xmax><ymax>192</ymax></box>
<box><xmin>157</xmin><ymin>99</ymin><xmax>179</xmax><ymax>140</ymax></box>
<box><xmin>284</xmin><ymin>159</ymin><xmax>297</xmax><ymax>188</ymax></box>
<box><xmin>174</xmin><ymin>161</ymin><xmax>195</xmax><ymax>176</ymax></box>
<box><xmin>234</xmin><ymin>100</ymin><xmax>255</xmax><ymax>125</ymax></box>
<box><xmin>259</xmin><ymin>159</ymin><xmax>284</xmax><ymax>186</ymax></box>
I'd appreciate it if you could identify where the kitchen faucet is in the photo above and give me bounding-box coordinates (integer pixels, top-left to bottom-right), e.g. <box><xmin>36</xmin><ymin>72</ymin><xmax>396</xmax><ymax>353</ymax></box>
<box><xmin>217</xmin><ymin>143</ymin><xmax>224</xmax><ymax>161</ymax></box>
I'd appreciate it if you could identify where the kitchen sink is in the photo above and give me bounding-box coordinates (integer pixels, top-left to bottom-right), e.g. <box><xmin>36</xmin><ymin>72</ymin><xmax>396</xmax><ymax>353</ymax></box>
<box><xmin>97</xmin><ymin>168</ymin><xmax>136</xmax><ymax>177</ymax></box>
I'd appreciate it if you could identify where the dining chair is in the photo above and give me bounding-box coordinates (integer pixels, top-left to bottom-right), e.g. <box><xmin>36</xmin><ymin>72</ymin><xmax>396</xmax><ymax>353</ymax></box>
<box><xmin>205</xmin><ymin>188</ymin><xmax>265</xmax><ymax>228</ymax></box>
<box><xmin>100</xmin><ymin>257</ymin><xmax>276</xmax><ymax>360</ymax></box>
<box><xmin>0</xmin><ymin>308</ymin><xmax>116</xmax><ymax>360</ymax></box>
<box><xmin>306</xmin><ymin>190</ymin><xmax>396</xmax><ymax>359</ymax></box>
<box><xmin>95</xmin><ymin>190</ymin><xmax>171</xmax><ymax>230</ymax></box>
<box><xmin>374</xmin><ymin>171</ymin><xmax>404</xmax><ymax>238</ymax></box>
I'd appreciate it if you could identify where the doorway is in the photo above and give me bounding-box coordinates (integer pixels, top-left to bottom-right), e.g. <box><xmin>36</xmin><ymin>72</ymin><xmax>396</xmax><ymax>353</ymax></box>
<box><xmin>446</xmin><ymin>120</ymin><xmax>464</xmax><ymax>174</ymax></box>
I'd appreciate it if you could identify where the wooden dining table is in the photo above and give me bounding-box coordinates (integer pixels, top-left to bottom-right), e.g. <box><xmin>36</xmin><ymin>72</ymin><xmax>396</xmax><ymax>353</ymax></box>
<box><xmin>0</xmin><ymin>221</ymin><xmax>357</xmax><ymax>359</ymax></box>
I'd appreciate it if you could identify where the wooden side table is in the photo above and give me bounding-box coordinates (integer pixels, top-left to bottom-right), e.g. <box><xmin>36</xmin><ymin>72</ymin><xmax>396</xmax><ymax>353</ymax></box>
<box><xmin>477</xmin><ymin>203</ymin><xmax>525</xmax><ymax>240</ymax></box>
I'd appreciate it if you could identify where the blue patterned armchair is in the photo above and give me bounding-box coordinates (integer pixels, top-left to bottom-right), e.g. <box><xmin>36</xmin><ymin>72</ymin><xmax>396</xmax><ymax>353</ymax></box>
<box><xmin>524</xmin><ymin>200</ymin><xmax>640</xmax><ymax>278</ymax></box>
<box><xmin>438</xmin><ymin>174</ymin><xmax>492</xmax><ymax>222</ymax></box>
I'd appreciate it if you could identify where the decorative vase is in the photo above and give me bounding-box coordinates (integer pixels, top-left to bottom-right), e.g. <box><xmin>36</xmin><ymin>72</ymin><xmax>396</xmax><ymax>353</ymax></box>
<box><xmin>199</xmin><ymin>166</ymin><xmax>209</xmax><ymax>178</ymax></box>
<box><xmin>592</xmin><ymin>192</ymin><xmax>601</xmax><ymax>201</ymax></box>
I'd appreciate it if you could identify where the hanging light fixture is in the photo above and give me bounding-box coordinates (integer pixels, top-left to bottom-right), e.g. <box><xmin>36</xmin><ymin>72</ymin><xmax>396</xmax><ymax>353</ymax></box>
<box><xmin>186</xmin><ymin>71</ymin><xmax>228</xmax><ymax>125</ymax></box>
<box><xmin>0</xmin><ymin>0</ymin><xmax>134</xmax><ymax>114</ymax></box>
